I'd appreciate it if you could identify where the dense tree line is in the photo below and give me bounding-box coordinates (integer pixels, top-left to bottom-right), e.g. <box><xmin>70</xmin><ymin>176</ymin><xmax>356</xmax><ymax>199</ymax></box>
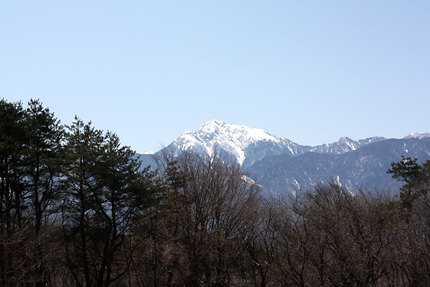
<box><xmin>1</xmin><ymin>98</ymin><xmax>430</xmax><ymax>286</ymax></box>
<box><xmin>0</xmin><ymin>99</ymin><xmax>161</xmax><ymax>286</ymax></box>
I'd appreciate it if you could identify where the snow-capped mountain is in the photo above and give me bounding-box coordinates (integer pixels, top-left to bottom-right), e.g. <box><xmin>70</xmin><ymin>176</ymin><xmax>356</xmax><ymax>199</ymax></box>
<box><xmin>309</xmin><ymin>136</ymin><xmax>387</xmax><ymax>154</ymax></box>
<box><xmin>404</xmin><ymin>132</ymin><xmax>430</xmax><ymax>140</ymax></box>
<box><xmin>164</xmin><ymin>120</ymin><xmax>309</xmax><ymax>167</ymax></box>
<box><xmin>163</xmin><ymin>120</ymin><xmax>389</xmax><ymax>168</ymax></box>
<box><xmin>248</xmin><ymin>137</ymin><xmax>430</xmax><ymax>193</ymax></box>
<box><xmin>137</xmin><ymin>120</ymin><xmax>430</xmax><ymax>193</ymax></box>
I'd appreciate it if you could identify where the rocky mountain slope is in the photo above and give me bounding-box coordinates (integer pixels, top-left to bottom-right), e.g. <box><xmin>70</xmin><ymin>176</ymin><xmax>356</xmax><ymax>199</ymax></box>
<box><xmin>164</xmin><ymin>120</ymin><xmax>308</xmax><ymax>167</ymax></box>
<box><xmin>137</xmin><ymin>120</ymin><xmax>430</xmax><ymax>193</ymax></box>
<box><xmin>248</xmin><ymin>137</ymin><xmax>430</xmax><ymax>193</ymax></box>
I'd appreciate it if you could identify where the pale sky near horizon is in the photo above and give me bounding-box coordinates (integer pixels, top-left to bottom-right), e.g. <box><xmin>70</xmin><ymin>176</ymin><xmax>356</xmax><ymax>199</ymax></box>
<box><xmin>1</xmin><ymin>1</ymin><xmax>429</xmax><ymax>153</ymax></box>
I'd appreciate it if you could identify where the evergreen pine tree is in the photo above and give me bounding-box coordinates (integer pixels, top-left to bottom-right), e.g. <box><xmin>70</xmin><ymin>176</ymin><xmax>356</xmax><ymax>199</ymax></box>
<box><xmin>61</xmin><ymin>118</ymin><xmax>160</xmax><ymax>287</ymax></box>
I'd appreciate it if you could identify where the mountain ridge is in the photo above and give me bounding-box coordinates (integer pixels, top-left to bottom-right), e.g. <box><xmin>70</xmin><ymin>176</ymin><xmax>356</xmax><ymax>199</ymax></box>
<box><xmin>165</xmin><ymin>120</ymin><xmax>305</xmax><ymax>166</ymax></box>
<box><xmin>248</xmin><ymin>137</ymin><xmax>430</xmax><ymax>193</ymax></box>
<box><xmin>137</xmin><ymin>120</ymin><xmax>430</xmax><ymax>193</ymax></box>
<box><xmin>160</xmin><ymin>120</ymin><xmax>416</xmax><ymax>166</ymax></box>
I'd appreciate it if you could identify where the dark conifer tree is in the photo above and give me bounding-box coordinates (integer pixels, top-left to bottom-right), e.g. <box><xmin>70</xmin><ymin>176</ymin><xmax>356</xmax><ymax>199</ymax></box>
<box><xmin>0</xmin><ymin>99</ymin><xmax>28</xmax><ymax>285</ymax></box>
<box><xmin>23</xmin><ymin>99</ymin><xmax>64</xmax><ymax>286</ymax></box>
<box><xmin>25</xmin><ymin>99</ymin><xmax>63</xmax><ymax>236</ymax></box>
<box><xmin>61</xmin><ymin>118</ymin><xmax>160</xmax><ymax>287</ymax></box>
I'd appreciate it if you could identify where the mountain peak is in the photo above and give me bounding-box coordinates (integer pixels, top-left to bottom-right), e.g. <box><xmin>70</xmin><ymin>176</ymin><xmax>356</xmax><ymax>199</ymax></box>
<box><xmin>164</xmin><ymin>121</ymin><xmax>425</xmax><ymax>169</ymax></box>
<box><xmin>167</xmin><ymin>120</ymin><xmax>293</xmax><ymax>165</ymax></box>
<box><xmin>201</xmin><ymin>119</ymin><xmax>225</xmax><ymax>129</ymax></box>
<box><xmin>199</xmin><ymin>120</ymin><xmax>228</xmax><ymax>134</ymax></box>
<box><xmin>203</xmin><ymin>119</ymin><xmax>225</xmax><ymax>127</ymax></box>
<box><xmin>196</xmin><ymin>120</ymin><xmax>279</xmax><ymax>143</ymax></box>
<box><xmin>404</xmin><ymin>132</ymin><xmax>430</xmax><ymax>140</ymax></box>
<box><xmin>338</xmin><ymin>136</ymin><xmax>354</xmax><ymax>143</ymax></box>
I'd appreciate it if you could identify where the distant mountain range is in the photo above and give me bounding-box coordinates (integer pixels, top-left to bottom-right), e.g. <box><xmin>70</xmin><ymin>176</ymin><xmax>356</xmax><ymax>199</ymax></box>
<box><xmin>137</xmin><ymin>120</ymin><xmax>430</xmax><ymax>194</ymax></box>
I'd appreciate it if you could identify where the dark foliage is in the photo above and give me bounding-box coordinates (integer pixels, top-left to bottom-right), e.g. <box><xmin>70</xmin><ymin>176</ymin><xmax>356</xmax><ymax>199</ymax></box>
<box><xmin>1</xmin><ymin>98</ymin><xmax>430</xmax><ymax>287</ymax></box>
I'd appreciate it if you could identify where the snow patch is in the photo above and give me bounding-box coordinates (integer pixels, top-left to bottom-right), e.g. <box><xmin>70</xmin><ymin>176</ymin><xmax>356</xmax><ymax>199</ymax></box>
<box><xmin>404</xmin><ymin>132</ymin><xmax>430</xmax><ymax>140</ymax></box>
<box><xmin>168</xmin><ymin>120</ymin><xmax>287</xmax><ymax>165</ymax></box>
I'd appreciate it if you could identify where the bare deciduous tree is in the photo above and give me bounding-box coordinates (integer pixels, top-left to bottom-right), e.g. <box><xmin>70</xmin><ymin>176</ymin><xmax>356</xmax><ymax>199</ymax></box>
<box><xmin>152</xmin><ymin>149</ymin><xmax>262</xmax><ymax>287</ymax></box>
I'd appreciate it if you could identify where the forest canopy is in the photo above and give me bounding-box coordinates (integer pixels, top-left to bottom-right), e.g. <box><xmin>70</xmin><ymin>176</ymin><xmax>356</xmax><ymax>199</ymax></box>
<box><xmin>1</xmin><ymin>98</ymin><xmax>430</xmax><ymax>287</ymax></box>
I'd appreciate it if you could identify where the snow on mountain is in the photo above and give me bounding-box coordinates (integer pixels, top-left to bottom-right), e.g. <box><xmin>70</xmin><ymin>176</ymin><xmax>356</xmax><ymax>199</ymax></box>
<box><xmin>147</xmin><ymin>121</ymin><xmax>430</xmax><ymax>193</ymax></box>
<box><xmin>164</xmin><ymin>120</ymin><xmax>396</xmax><ymax>167</ymax></box>
<box><xmin>248</xmin><ymin>137</ymin><xmax>430</xmax><ymax>193</ymax></box>
<box><xmin>310</xmin><ymin>136</ymin><xmax>358</xmax><ymax>154</ymax></box>
<box><xmin>165</xmin><ymin>120</ymin><xmax>304</xmax><ymax>166</ymax></box>
<box><xmin>404</xmin><ymin>132</ymin><xmax>430</xmax><ymax>140</ymax></box>
<box><xmin>310</xmin><ymin>136</ymin><xmax>386</xmax><ymax>154</ymax></box>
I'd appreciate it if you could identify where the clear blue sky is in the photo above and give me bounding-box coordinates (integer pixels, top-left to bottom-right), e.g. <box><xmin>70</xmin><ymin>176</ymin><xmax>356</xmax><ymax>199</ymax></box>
<box><xmin>1</xmin><ymin>1</ymin><xmax>429</xmax><ymax>153</ymax></box>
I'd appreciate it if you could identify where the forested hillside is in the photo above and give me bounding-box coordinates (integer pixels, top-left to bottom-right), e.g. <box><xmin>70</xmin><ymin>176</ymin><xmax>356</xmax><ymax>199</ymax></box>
<box><xmin>2</xmin><ymin>98</ymin><xmax>430</xmax><ymax>287</ymax></box>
